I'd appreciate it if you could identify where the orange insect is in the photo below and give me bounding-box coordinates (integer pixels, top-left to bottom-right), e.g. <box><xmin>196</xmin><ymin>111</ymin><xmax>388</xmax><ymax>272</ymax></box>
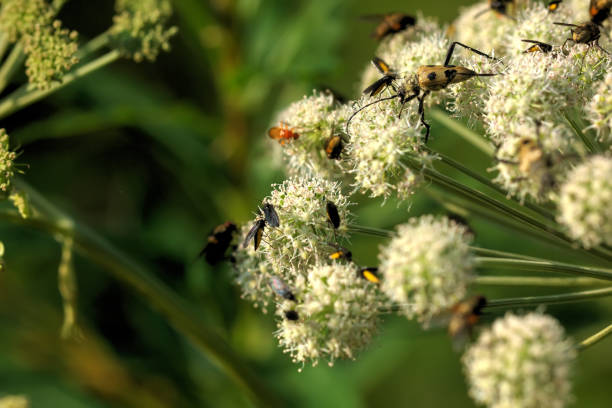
<box><xmin>268</xmin><ymin>122</ymin><xmax>299</xmax><ymax>145</ymax></box>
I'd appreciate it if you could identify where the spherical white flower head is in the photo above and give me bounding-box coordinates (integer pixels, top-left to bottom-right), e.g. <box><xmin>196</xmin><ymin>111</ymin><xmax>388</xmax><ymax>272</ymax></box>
<box><xmin>556</xmin><ymin>155</ymin><xmax>612</xmax><ymax>248</ymax></box>
<box><xmin>274</xmin><ymin>263</ymin><xmax>381</xmax><ymax>368</ymax></box>
<box><xmin>450</xmin><ymin>1</ymin><xmax>517</xmax><ymax>57</ymax></box>
<box><xmin>492</xmin><ymin>122</ymin><xmax>573</xmax><ymax>202</ymax></box>
<box><xmin>262</xmin><ymin>176</ymin><xmax>351</xmax><ymax>274</ymax></box>
<box><xmin>346</xmin><ymin>96</ymin><xmax>424</xmax><ymax>199</ymax></box>
<box><xmin>463</xmin><ymin>311</ymin><xmax>576</xmax><ymax>408</ymax></box>
<box><xmin>484</xmin><ymin>48</ymin><xmax>605</xmax><ymax>141</ymax></box>
<box><xmin>379</xmin><ymin>215</ymin><xmax>474</xmax><ymax>326</ymax></box>
<box><xmin>272</xmin><ymin>91</ymin><xmax>347</xmax><ymax>179</ymax></box>
<box><xmin>586</xmin><ymin>71</ymin><xmax>612</xmax><ymax>143</ymax></box>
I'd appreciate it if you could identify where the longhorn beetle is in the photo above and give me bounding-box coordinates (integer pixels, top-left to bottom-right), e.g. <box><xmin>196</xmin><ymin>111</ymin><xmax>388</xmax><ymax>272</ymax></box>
<box><xmin>346</xmin><ymin>42</ymin><xmax>499</xmax><ymax>143</ymax></box>
<box><xmin>521</xmin><ymin>39</ymin><xmax>553</xmax><ymax>54</ymax></box>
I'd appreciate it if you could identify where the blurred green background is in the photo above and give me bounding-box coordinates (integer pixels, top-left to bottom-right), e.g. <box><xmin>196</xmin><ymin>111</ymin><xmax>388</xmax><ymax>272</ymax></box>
<box><xmin>1</xmin><ymin>0</ymin><xmax>611</xmax><ymax>406</ymax></box>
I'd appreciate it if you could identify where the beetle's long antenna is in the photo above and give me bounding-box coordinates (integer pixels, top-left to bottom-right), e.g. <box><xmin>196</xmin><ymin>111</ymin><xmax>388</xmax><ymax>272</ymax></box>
<box><xmin>444</xmin><ymin>41</ymin><xmax>499</xmax><ymax>66</ymax></box>
<box><xmin>553</xmin><ymin>22</ymin><xmax>579</xmax><ymax>27</ymax></box>
<box><xmin>345</xmin><ymin>94</ymin><xmax>400</xmax><ymax>136</ymax></box>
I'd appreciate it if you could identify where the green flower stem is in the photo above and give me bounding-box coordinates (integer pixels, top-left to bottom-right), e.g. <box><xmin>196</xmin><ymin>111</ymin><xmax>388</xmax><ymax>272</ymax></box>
<box><xmin>347</xmin><ymin>224</ymin><xmax>392</xmax><ymax>238</ymax></box>
<box><xmin>471</xmin><ymin>247</ymin><xmax>541</xmax><ymax>261</ymax></box>
<box><xmin>412</xmin><ymin>161</ymin><xmax>612</xmax><ymax>262</ymax></box>
<box><xmin>475</xmin><ymin>275</ymin><xmax>608</xmax><ymax>287</ymax></box>
<box><xmin>1</xmin><ymin>181</ymin><xmax>281</xmax><ymax>408</ymax></box>
<box><xmin>429</xmin><ymin>108</ymin><xmax>495</xmax><ymax>156</ymax></box>
<box><xmin>76</xmin><ymin>31</ymin><xmax>111</xmax><ymax>60</ymax></box>
<box><xmin>477</xmin><ymin>257</ymin><xmax>612</xmax><ymax>281</ymax></box>
<box><xmin>577</xmin><ymin>323</ymin><xmax>612</xmax><ymax>352</ymax></box>
<box><xmin>0</xmin><ymin>43</ymin><xmax>25</xmax><ymax>94</ymax></box>
<box><xmin>564</xmin><ymin>111</ymin><xmax>600</xmax><ymax>154</ymax></box>
<box><xmin>432</xmin><ymin>149</ymin><xmax>557</xmax><ymax>223</ymax></box>
<box><xmin>0</xmin><ymin>50</ymin><xmax>120</xmax><ymax>120</ymax></box>
<box><xmin>484</xmin><ymin>286</ymin><xmax>612</xmax><ymax>309</ymax></box>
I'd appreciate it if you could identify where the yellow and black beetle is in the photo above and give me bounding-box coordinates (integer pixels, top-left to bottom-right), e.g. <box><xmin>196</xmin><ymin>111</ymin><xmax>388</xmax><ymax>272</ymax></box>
<box><xmin>347</xmin><ymin>42</ymin><xmax>499</xmax><ymax>143</ymax></box>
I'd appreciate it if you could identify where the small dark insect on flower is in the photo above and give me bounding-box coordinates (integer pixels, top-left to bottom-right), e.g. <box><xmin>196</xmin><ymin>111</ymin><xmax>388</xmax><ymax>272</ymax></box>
<box><xmin>326</xmin><ymin>201</ymin><xmax>341</xmax><ymax>229</ymax></box>
<box><xmin>325</xmin><ymin>134</ymin><xmax>344</xmax><ymax>160</ymax></box>
<box><xmin>363</xmin><ymin>13</ymin><xmax>416</xmax><ymax>41</ymax></box>
<box><xmin>590</xmin><ymin>0</ymin><xmax>611</xmax><ymax>24</ymax></box>
<box><xmin>284</xmin><ymin>310</ymin><xmax>299</xmax><ymax>321</ymax></box>
<box><xmin>262</xmin><ymin>203</ymin><xmax>280</xmax><ymax>228</ymax></box>
<box><xmin>198</xmin><ymin>221</ymin><xmax>237</xmax><ymax>265</ymax></box>
<box><xmin>448</xmin><ymin>295</ymin><xmax>487</xmax><ymax>349</ymax></box>
<box><xmin>358</xmin><ymin>267</ymin><xmax>380</xmax><ymax>284</ymax></box>
<box><xmin>243</xmin><ymin>219</ymin><xmax>266</xmax><ymax>250</ymax></box>
<box><xmin>328</xmin><ymin>244</ymin><xmax>352</xmax><ymax>262</ymax></box>
<box><xmin>473</xmin><ymin>0</ymin><xmax>515</xmax><ymax>19</ymax></box>
<box><xmin>269</xmin><ymin>275</ymin><xmax>296</xmax><ymax>301</ymax></box>
<box><xmin>553</xmin><ymin>21</ymin><xmax>610</xmax><ymax>63</ymax></box>
<box><xmin>268</xmin><ymin>122</ymin><xmax>299</xmax><ymax>145</ymax></box>
<box><xmin>347</xmin><ymin>42</ymin><xmax>499</xmax><ymax>143</ymax></box>
<box><xmin>521</xmin><ymin>39</ymin><xmax>553</xmax><ymax>54</ymax></box>
<box><xmin>547</xmin><ymin>0</ymin><xmax>562</xmax><ymax>12</ymax></box>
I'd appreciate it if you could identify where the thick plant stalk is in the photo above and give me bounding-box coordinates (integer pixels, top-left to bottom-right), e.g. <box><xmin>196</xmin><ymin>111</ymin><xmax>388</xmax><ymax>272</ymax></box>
<box><xmin>485</xmin><ymin>287</ymin><xmax>612</xmax><ymax>309</ymax></box>
<box><xmin>577</xmin><ymin>323</ymin><xmax>612</xmax><ymax>351</ymax></box>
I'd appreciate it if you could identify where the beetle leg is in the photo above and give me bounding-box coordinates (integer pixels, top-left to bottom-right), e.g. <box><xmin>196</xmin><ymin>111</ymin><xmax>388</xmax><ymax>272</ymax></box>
<box><xmin>595</xmin><ymin>40</ymin><xmax>610</xmax><ymax>55</ymax></box>
<box><xmin>397</xmin><ymin>93</ymin><xmax>418</xmax><ymax>119</ymax></box>
<box><xmin>345</xmin><ymin>94</ymin><xmax>401</xmax><ymax>136</ymax></box>
<box><xmin>418</xmin><ymin>91</ymin><xmax>431</xmax><ymax>143</ymax></box>
<box><xmin>443</xmin><ymin>41</ymin><xmax>498</xmax><ymax>66</ymax></box>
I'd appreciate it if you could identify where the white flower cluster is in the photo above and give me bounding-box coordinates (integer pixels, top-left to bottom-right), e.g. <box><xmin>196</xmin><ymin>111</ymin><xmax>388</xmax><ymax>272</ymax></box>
<box><xmin>586</xmin><ymin>71</ymin><xmax>612</xmax><ymax>143</ymax></box>
<box><xmin>275</xmin><ymin>263</ymin><xmax>381</xmax><ymax>368</ymax></box>
<box><xmin>379</xmin><ymin>215</ymin><xmax>474</xmax><ymax>326</ymax></box>
<box><xmin>271</xmin><ymin>91</ymin><xmax>348</xmax><ymax>179</ymax></box>
<box><xmin>232</xmin><ymin>176</ymin><xmax>351</xmax><ymax>311</ymax></box>
<box><xmin>0</xmin><ymin>395</ymin><xmax>29</xmax><ymax>408</ymax></box>
<box><xmin>463</xmin><ymin>311</ymin><xmax>576</xmax><ymax>408</ymax></box>
<box><xmin>556</xmin><ymin>155</ymin><xmax>612</xmax><ymax>248</ymax></box>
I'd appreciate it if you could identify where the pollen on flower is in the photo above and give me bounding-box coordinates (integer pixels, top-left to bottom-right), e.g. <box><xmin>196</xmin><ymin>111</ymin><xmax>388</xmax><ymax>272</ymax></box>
<box><xmin>274</xmin><ymin>263</ymin><xmax>382</xmax><ymax>368</ymax></box>
<box><xmin>0</xmin><ymin>129</ymin><xmax>17</xmax><ymax>196</ymax></box>
<box><xmin>379</xmin><ymin>215</ymin><xmax>474</xmax><ymax>327</ymax></box>
<box><xmin>110</xmin><ymin>0</ymin><xmax>178</xmax><ymax>62</ymax></box>
<box><xmin>556</xmin><ymin>155</ymin><xmax>612</xmax><ymax>248</ymax></box>
<box><xmin>23</xmin><ymin>20</ymin><xmax>79</xmax><ymax>90</ymax></box>
<box><xmin>270</xmin><ymin>90</ymin><xmax>348</xmax><ymax>179</ymax></box>
<box><xmin>463</xmin><ymin>311</ymin><xmax>576</xmax><ymax>408</ymax></box>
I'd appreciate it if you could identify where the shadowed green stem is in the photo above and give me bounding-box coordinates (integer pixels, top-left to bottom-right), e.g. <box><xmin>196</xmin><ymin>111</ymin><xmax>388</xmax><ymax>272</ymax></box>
<box><xmin>477</xmin><ymin>257</ymin><xmax>612</xmax><ymax>281</ymax></box>
<box><xmin>0</xmin><ymin>180</ymin><xmax>281</xmax><ymax>408</ymax></box>
<box><xmin>429</xmin><ymin>108</ymin><xmax>494</xmax><ymax>156</ymax></box>
<box><xmin>0</xmin><ymin>50</ymin><xmax>120</xmax><ymax>120</ymax></box>
<box><xmin>475</xmin><ymin>275</ymin><xmax>608</xmax><ymax>287</ymax></box>
<box><xmin>485</xmin><ymin>287</ymin><xmax>612</xmax><ymax>309</ymax></box>
<box><xmin>0</xmin><ymin>43</ymin><xmax>25</xmax><ymax>94</ymax></box>
<box><xmin>577</xmin><ymin>323</ymin><xmax>612</xmax><ymax>351</ymax></box>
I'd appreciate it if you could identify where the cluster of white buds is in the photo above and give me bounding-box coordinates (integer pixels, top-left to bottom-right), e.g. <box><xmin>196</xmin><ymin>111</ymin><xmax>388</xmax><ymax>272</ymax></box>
<box><xmin>0</xmin><ymin>241</ymin><xmax>5</xmax><ymax>273</ymax></box>
<box><xmin>463</xmin><ymin>311</ymin><xmax>576</xmax><ymax>408</ymax></box>
<box><xmin>586</xmin><ymin>71</ymin><xmax>612</xmax><ymax>143</ymax></box>
<box><xmin>556</xmin><ymin>155</ymin><xmax>612</xmax><ymax>248</ymax></box>
<box><xmin>0</xmin><ymin>0</ymin><xmax>54</xmax><ymax>42</ymax></box>
<box><xmin>379</xmin><ymin>215</ymin><xmax>475</xmax><ymax>327</ymax></box>
<box><xmin>0</xmin><ymin>395</ymin><xmax>29</xmax><ymax>408</ymax></box>
<box><xmin>231</xmin><ymin>176</ymin><xmax>351</xmax><ymax>307</ymax></box>
<box><xmin>271</xmin><ymin>91</ymin><xmax>349</xmax><ymax>180</ymax></box>
<box><xmin>110</xmin><ymin>0</ymin><xmax>178</xmax><ymax>62</ymax></box>
<box><xmin>275</xmin><ymin>263</ymin><xmax>382</xmax><ymax>368</ymax></box>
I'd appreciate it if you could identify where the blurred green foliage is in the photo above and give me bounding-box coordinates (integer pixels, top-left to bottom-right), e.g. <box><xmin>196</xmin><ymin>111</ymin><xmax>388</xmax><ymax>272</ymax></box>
<box><xmin>1</xmin><ymin>0</ymin><xmax>611</xmax><ymax>407</ymax></box>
